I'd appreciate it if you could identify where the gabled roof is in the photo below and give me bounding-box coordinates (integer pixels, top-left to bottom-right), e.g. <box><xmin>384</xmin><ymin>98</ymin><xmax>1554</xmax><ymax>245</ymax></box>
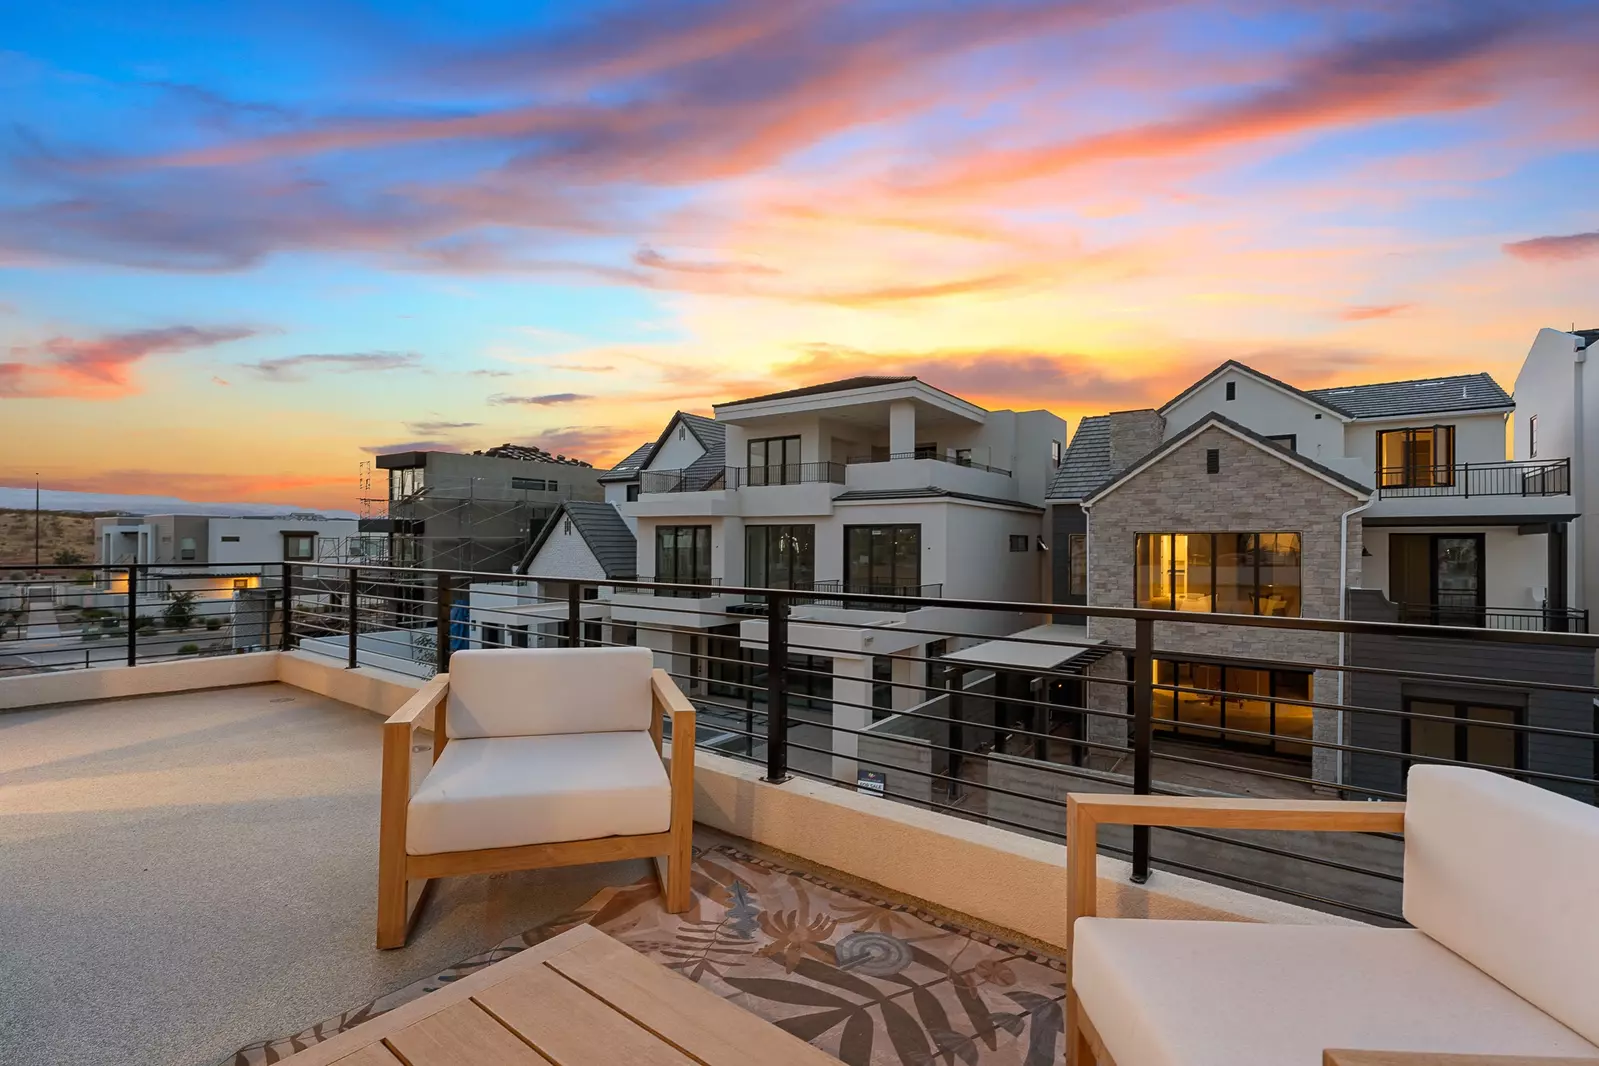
<box><xmin>718</xmin><ymin>376</ymin><xmax>918</xmax><ymax>407</ymax></box>
<box><xmin>1083</xmin><ymin>411</ymin><xmax>1370</xmax><ymax>505</ymax></box>
<box><xmin>597</xmin><ymin>441</ymin><xmax>656</xmax><ymax>484</ymax></box>
<box><xmin>520</xmin><ymin>501</ymin><xmax>636</xmax><ymax>579</ymax></box>
<box><xmin>1307</xmin><ymin>372</ymin><xmax>1512</xmax><ymax>419</ymax></box>
<box><xmin>642</xmin><ymin>411</ymin><xmax>727</xmax><ymax>491</ymax></box>
<box><xmin>1046</xmin><ymin>415</ymin><xmax>1112</xmax><ymax>501</ymax></box>
<box><xmin>1161</xmin><ymin>360</ymin><xmax>1353</xmax><ymax>419</ymax></box>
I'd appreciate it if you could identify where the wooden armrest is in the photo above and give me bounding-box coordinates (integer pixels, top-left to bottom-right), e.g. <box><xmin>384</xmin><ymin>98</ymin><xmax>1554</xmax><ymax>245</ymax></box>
<box><xmin>1065</xmin><ymin>794</ymin><xmax>1406</xmax><ymax>954</ymax></box>
<box><xmin>386</xmin><ymin>674</ymin><xmax>449</xmax><ymax>729</ymax></box>
<box><xmin>650</xmin><ymin>668</ymin><xmax>696</xmax><ymax>751</ymax></box>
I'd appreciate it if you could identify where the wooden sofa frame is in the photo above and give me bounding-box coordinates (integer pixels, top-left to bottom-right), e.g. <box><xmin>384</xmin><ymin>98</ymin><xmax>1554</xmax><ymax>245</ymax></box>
<box><xmin>1064</xmin><ymin>794</ymin><xmax>1408</xmax><ymax>1066</ymax></box>
<box><xmin>376</xmin><ymin>667</ymin><xmax>697</xmax><ymax>949</ymax></box>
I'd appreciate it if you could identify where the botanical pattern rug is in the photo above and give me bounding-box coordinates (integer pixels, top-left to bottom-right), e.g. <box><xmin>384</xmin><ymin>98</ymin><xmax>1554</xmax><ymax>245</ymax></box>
<box><xmin>230</xmin><ymin>845</ymin><xmax>1067</xmax><ymax>1066</ymax></box>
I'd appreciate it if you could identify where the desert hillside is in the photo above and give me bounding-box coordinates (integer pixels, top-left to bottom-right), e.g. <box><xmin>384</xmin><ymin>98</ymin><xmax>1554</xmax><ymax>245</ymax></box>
<box><xmin>0</xmin><ymin>509</ymin><xmax>101</xmax><ymax>567</ymax></box>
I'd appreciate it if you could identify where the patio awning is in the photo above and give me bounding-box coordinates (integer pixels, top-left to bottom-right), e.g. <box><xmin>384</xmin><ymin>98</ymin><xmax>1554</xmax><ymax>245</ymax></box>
<box><xmin>938</xmin><ymin>624</ymin><xmax>1104</xmax><ymax>673</ymax></box>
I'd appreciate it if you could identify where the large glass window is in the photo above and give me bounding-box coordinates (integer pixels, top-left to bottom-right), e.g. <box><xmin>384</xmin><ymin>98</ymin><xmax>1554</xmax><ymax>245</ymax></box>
<box><xmin>746</xmin><ymin>524</ymin><xmax>816</xmax><ymax>590</ymax></box>
<box><xmin>1136</xmin><ymin>533</ymin><xmax>1301</xmax><ymax>615</ymax></box>
<box><xmin>1379</xmin><ymin>426</ymin><xmax>1456</xmax><ymax>488</ymax></box>
<box><xmin>655</xmin><ymin>525</ymin><xmax>712</xmax><ymax>590</ymax></box>
<box><xmin>1404</xmin><ymin>699</ymin><xmax>1522</xmax><ymax>772</ymax></box>
<box><xmin>283</xmin><ymin>533</ymin><xmax>315</xmax><ymax>561</ymax></box>
<box><xmin>1067</xmin><ymin>534</ymin><xmax>1087</xmax><ymax>597</ymax></box>
<box><xmin>1153</xmin><ymin>659</ymin><xmax>1313</xmax><ymax>758</ymax></box>
<box><xmin>747</xmin><ymin>436</ymin><xmax>801</xmax><ymax>486</ymax></box>
<box><xmin>845</xmin><ymin>525</ymin><xmax>921</xmax><ymax>594</ymax></box>
<box><xmin>389</xmin><ymin>466</ymin><xmax>424</xmax><ymax>500</ymax></box>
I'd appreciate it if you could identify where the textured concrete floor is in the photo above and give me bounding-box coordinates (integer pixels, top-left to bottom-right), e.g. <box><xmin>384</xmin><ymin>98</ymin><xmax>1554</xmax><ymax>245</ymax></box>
<box><xmin>0</xmin><ymin>684</ymin><xmax>651</xmax><ymax>1066</ymax></box>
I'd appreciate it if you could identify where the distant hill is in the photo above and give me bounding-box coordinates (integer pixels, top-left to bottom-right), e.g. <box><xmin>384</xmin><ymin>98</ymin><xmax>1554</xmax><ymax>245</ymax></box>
<box><xmin>0</xmin><ymin>509</ymin><xmax>100</xmax><ymax>566</ymax></box>
<box><xmin>0</xmin><ymin>487</ymin><xmax>356</xmax><ymax>519</ymax></box>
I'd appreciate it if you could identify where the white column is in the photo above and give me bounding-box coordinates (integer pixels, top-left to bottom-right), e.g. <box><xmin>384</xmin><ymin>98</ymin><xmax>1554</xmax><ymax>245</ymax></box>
<box><xmin>830</xmin><ymin>655</ymin><xmax>872</xmax><ymax>784</ymax></box>
<box><xmin>723</xmin><ymin>424</ymin><xmax>746</xmax><ymax>477</ymax></box>
<box><xmin>638</xmin><ymin>624</ymin><xmax>676</xmax><ymax>673</ymax></box>
<box><xmin>891</xmin><ymin>651</ymin><xmax>922</xmax><ymax>712</ymax></box>
<box><xmin>889</xmin><ymin>400</ymin><xmax>917</xmax><ymax>456</ymax></box>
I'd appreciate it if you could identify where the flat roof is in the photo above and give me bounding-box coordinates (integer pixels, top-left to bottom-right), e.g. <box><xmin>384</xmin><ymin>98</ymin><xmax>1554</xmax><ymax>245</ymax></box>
<box><xmin>939</xmin><ymin>625</ymin><xmax>1103</xmax><ymax>672</ymax></box>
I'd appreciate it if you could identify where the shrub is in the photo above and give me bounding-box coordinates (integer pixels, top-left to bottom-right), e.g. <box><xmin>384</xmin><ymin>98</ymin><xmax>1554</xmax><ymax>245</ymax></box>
<box><xmin>82</xmin><ymin>607</ymin><xmax>108</xmax><ymax>620</ymax></box>
<box><xmin>72</xmin><ymin>572</ymin><xmax>94</xmax><ymax>586</ymax></box>
<box><xmin>162</xmin><ymin>590</ymin><xmax>197</xmax><ymax>631</ymax></box>
<box><xmin>178</xmin><ymin>643</ymin><xmax>200</xmax><ymax>655</ymax></box>
<box><xmin>205</xmin><ymin>617</ymin><xmax>222</xmax><ymax>631</ymax></box>
<box><xmin>135</xmin><ymin>615</ymin><xmax>157</xmax><ymax>631</ymax></box>
<box><xmin>53</xmin><ymin>548</ymin><xmax>85</xmax><ymax>566</ymax></box>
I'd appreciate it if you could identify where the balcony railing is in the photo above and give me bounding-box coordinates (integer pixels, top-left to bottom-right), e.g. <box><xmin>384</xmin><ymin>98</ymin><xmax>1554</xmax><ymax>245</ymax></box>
<box><xmin>1376</xmin><ymin>458</ymin><xmax>1570</xmax><ymax>498</ymax></box>
<box><xmin>845</xmin><ymin>451</ymin><xmax>1012</xmax><ymax>476</ymax></box>
<box><xmin>638</xmin><ymin>463</ymin><xmax>845</xmax><ymax>493</ymax></box>
<box><xmin>1395</xmin><ymin>602</ymin><xmax>1589</xmax><ymax>633</ymax></box>
<box><xmin>630</xmin><ymin>576</ymin><xmax>723</xmax><ymax>598</ymax></box>
<box><xmin>9</xmin><ymin>559</ymin><xmax>1599</xmax><ymax>926</ymax></box>
<box><xmin>740</xmin><ymin>580</ymin><xmax>944</xmax><ymax>612</ymax></box>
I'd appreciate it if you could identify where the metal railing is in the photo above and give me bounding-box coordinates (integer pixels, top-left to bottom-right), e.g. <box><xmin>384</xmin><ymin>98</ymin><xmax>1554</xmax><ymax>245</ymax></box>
<box><xmin>628</xmin><ymin>576</ymin><xmax>724</xmax><ymax>598</ymax></box>
<box><xmin>740</xmin><ymin>580</ymin><xmax>944</xmax><ymax>611</ymax></box>
<box><xmin>9</xmin><ymin>559</ymin><xmax>1599</xmax><ymax>927</ymax></box>
<box><xmin>1376</xmin><ymin>458</ymin><xmax>1570</xmax><ymax>498</ymax></box>
<box><xmin>639</xmin><ymin>463</ymin><xmax>846</xmax><ymax>493</ymax></box>
<box><xmin>846</xmin><ymin>451</ymin><xmax>1012</xmax><ymax>476</ymax></box>
<box><xmin>1394</xmin><ymin>602</ymin><xmax>1589</xmax><ymax>633</ymax></box>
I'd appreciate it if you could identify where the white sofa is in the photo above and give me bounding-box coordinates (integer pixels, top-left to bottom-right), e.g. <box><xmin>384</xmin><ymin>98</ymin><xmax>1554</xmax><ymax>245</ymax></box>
<box><xmin>1066</xmin><ymin>767</ymin><xmax>1599</xmax><ymax>1066</ymax></box>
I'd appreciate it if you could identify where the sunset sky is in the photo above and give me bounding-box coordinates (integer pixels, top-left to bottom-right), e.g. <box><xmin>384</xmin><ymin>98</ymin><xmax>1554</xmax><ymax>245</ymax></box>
<box><xmin>3</xmin><ymin>0</ymin><xmax>1597</xmax><ymax>512</ymax></box>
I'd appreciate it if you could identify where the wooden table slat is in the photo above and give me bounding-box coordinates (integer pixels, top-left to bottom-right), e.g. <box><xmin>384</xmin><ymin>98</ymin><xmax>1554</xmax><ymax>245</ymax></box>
<box><xmin>544</xmin><ymin>933</ymin><xmax>841</xmax><ymax>1066</ymax></box>
<box><xmin>383</xmin><ymin>1000</ymin><xmax>546</xmax><ymax>1066</ymax></box>
<box><xmin>329</xmin><ymin>1045</ymin><xmax>405</xmax><ymax>1066</ymax></box>
<box><xmin>474</xmin><ymin>963</ymin><xmax>696</xmax><ymax>1066</ymax></box>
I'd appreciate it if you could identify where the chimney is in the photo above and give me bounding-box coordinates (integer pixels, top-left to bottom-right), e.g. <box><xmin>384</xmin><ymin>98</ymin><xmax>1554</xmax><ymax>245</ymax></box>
<box><xmin>1107</xmin><ymin>409</ymin><xmax>1166</xmax><ymax>472</ymax></box>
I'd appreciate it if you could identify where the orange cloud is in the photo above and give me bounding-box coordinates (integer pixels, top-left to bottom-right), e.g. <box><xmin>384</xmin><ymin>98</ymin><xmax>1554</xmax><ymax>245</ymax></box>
<box><xmin>1504</xmin><ymin>230</ymin><xmax>1599</xmax><ymax>262</ymax></box>
<box><xmin>1</xmin><ymin>325</ymin><xmax>257</xmax><ymax>398</ymax></box>
<box><xmin>1340</xmin><ymin>303</ymin><xmax>1413</xmax><ymax>320</ymax></box>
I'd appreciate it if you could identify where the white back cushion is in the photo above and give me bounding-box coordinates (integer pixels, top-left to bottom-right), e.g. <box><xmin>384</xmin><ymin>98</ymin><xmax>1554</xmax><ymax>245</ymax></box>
<box><xmin>1403</xmin><ymin>766</ymin><xmax>1599</xmax><ymax>1044</ymax></box>
<box><xmin>446</xmin><ymin>647</ymin><xmax>654</xmax><ymax>738</ymax></box>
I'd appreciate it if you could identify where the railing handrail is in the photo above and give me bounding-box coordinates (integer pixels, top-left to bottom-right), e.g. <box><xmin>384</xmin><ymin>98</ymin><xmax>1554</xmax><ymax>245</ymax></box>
<box><xmin>1376</xmin><ymin>456</ymin><xmax>1570</xmax><ymax>498</ymax></box>
<box><xmin>845</xmin><ymin>451</ymin><xmax>1012</xmax><ymax>476</ymax></box>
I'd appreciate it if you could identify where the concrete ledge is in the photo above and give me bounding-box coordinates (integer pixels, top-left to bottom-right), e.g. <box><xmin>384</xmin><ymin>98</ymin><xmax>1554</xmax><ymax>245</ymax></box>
<box><xmin>276</xmin><ymin>650</ymin><xmax>423</xmax><ymax>719</ymax></box>
<box><xmin>0</xmin><ymin>652</ymin><xmax>280</xmax><ymax>711</ymax></box>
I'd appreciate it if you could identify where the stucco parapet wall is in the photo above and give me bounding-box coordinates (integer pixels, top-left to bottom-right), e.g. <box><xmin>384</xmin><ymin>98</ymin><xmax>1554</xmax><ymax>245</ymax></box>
<box><xmin>0</xmin><ymin>649</ymin><xmax>1362</xmax><ymax>946</ymax></box>
<box><xmin>0</xmin><ymin>651</ymin><xmax>279</xmax><ymax>711</ymax></box>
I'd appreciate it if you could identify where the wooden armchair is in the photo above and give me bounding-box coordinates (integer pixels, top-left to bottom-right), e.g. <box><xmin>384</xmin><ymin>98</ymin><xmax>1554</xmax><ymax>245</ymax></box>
<box><xmin>377</xmin><ymin>647</ymin><xmax>695</xmax><ymax>949</ymax></box>
<box><xmin>1065</xmin><ymin>769</ymin><xmax>1599</xmax><ymax>1066</ymax></box>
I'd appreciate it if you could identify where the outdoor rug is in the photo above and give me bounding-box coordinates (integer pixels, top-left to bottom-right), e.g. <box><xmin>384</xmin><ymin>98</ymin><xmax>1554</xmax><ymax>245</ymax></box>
<box><xmin>229</xmin><ymin>845</ymin><xmax>1068</xmax><ymax>1066</ymax></box>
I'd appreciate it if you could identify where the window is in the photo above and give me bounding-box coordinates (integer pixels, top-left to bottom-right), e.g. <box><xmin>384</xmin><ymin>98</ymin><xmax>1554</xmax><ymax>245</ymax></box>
<box><xmin>1379</xmin><ymin>426</ymin><xmax>1456</xmax><ymax>488</ymax></box>
<box><xmin>283</xmin><ymin>533</ymin><xmax>315</xmax><ymax>561</ymax></box>
<box><xmin>232</xmin><ymin>578</ymin><xmax>249</xmax><ymax>590</ymax></box>
<box><xmin>220</xmin><ymin>535</ymin><xmax>240</xmax><ymax>543</ymax></box>
<box><xmin>179</xmin><ymin>537</ymin><xmax>196</xmax><ymax>560</ymax></box>
<box><xmin>1067</xmin><ymin>534</ymin><xmax>1087</xmax><ymax>597</ymax></box>
<box><xmin>678</xmin><ymin>425</ymin><xmax>687</xmax><ymax>440</ymax></box>
<box><xmin>482</xmin><ymin>622</ymin><xmax>504</xmax><ymax>648</ymax></box>
<box><xmin>1266</xmin><ymin>434</ymin><xmax>1297</xmax><ymax>453</ymax></box>
<box><xmin>1528</xmin><ymin>415</ymin><xmax>1538</xmax><ymax>458</ymax></box>
<box><xmin>512</xmin><ymin>476</ymin><xmax>549</xmax><ymax>491</ymax></box>
<box><xmin>509</xmin><ymin>625</ymin><xmax>530</xmax><ymax>648</ymax></box>
<box><xmin>655</xmin><ymin>525</ymin><xmax>712</xmax><ymax>589</ymax></box>
<box><xmin>1225</xmin><ymin>381</ymin><xmax>1236</xmax><ymax>401</ymax></box>
<box><xmin>955</xmin><ymin>448</ymin><xmax>973</xmax><ymax>465</ymax></box>
<box><xmin>1051</xmin><ymin>439</ymin><xmax>1063</xmax><ymax>468</ymax></box>
<box><xmin>564</xmin><ymin>517</ymin><xmax>573</xmax><ymax>535</ymax></box>
<box><xmin>548</xmin><ymin>480</ymin><xmax>557</xmax><ymax>492</ymax></box>
<box><xmin>845</xmin><ymin>525</ymin><xmax>921</xmax><ymax>594</ymax></box>
<box><xmin>1404</xmin><ymin>698</ymin><xmax>1523</xmax><ymax>772</ymax></box>
<box><xmin>747</xmin><ymin>436</ymin><xmax>801</xmax><ymax>485</ymax></box>
<box><xmin>389</xmin><ymin>466</ymin><xmax>424</xmax><ymax>500</ymax></box>
<box><xmin>913</xmin><ymin>442</ymin><xmax>938</xmax><ymax>459</ymax></box>
<box><xmin>746</xmin><ymin>524</ymin><xmax>816</xmax><ymax>590</ymax></box>
<box><xmin>626</xmin><ymin>484</ymin><xmax>640</xmax><ymax>502</ymax></box>
<box><xmin>1151</xmin><ymin>658</ymin><xmax>1313</xmax><ymax>758</ymax></box>
<box><xmin>1136</xmin><ymin>532</ymin><xmax>1301</xmax><ymax>616</ymax></box>
<box><xmin>1009</xmin><ymin>534</ymin><xmax>1029</xmax><ymax>552</ymax></box>
<box><xmin>872</xmin><ymin>656</ymin><xmax>894</xmax><ymax>718</ymax></box>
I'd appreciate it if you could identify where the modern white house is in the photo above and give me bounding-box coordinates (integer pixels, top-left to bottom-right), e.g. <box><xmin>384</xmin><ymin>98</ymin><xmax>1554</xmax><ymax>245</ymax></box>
<box><xmin>1514</xmin><ymin>326</ymin><xmax>1599</xmax><ymax>617</ymax></box>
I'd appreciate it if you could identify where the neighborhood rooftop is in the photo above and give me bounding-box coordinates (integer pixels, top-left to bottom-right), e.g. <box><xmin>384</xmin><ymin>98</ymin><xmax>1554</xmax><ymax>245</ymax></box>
<box><xmin>1307</xmin><ymin>371</ymin><xmax>1514</xmax><ymax>419</ymax></box>
<box><xmin>716</xmin><ymin>375</ymin><xmax>918</xmax><ymax>407</ymax></box>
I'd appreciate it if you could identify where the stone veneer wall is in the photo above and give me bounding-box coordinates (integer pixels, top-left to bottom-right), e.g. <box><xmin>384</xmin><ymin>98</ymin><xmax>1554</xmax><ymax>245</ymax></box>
<box><xmin>1085</xmin><ymin>425</ymin><xmax>1366</xmax><ymax>784</ymax></box>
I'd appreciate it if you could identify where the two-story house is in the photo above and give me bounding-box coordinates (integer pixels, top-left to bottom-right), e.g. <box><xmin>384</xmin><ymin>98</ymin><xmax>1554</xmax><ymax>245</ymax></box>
<box><xmin>1047</xmin><ymin>360</ymin><xmax>1589</xmax><ymax>794</ymax></box>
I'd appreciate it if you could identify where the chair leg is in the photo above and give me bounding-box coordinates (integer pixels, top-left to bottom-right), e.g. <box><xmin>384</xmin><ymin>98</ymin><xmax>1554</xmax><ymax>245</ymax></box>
<box><xmin>662</xmin><ymin>827</ymin><xmax>693</xmax><ymax>914</ymax></box>
<box><xmin>1066</xmin><ymin>989</ymin><xmax>1096</xmax><ymax>1066</ymax></box>
<box><xmin>376</xmin><ymin>859</ymin><xmax>410</xmax><ymax>949</ymax></box>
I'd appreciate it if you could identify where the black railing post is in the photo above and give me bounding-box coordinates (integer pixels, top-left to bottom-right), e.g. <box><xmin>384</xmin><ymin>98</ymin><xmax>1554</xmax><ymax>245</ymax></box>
<box><xmin>346</xmin><ymin>566</ymin><xmax>359</xmax><ymax>669</ymax></box>
<box><xmin>1131</xmin><ymin>616</ymin><xmax>1154</xmax><ymax>883</ymax></box>
<box><xmin>764</xmin><ymin>590</ymin><xmax>790</xmax><ymax>783</ymax></box>
<box><xmin>126</xmin><ymin>564</ymin><xmax>138</xmax><ymax>666</ymax></box>
<box><xmin>568</xmin><ymin>582</ymin><xmax>582</xmax><ymax>647</ymax></box>
<box><xmin>1463</xmin><ymin>461</ymin><xmax>1471</xmax><ymax>498</ymax></box>
<box><xmin>435</xmin><ymin>572</ymin><xmax>452</xmax><ymax>674</ymax></box>
<box><xmin>279</xmin><ymin>562</ymin><xmax>293</xmax><ymax>651</ymax></box>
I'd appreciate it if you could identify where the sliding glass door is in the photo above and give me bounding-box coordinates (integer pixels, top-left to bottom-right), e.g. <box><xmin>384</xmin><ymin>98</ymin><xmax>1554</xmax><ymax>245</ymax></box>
<box><xmin>746</xmin><ymin>525</ymin><xmax>816</xmax><ymax>590</ymax></box>
<box><xmin>844</xmin><ymin>525</ymin><xmax>921</xmax><ymax>594</ymax></box>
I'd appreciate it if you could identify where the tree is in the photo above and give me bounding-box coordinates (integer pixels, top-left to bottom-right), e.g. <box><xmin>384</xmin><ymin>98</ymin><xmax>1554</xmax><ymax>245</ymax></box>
<box><xmin>53</xmin><ymin>548</ymin><xmax>85</xmax><ymax>566</ymax></box>
<box><xmin>161</xmin><ymin>591</ymin><xmax>197</xmax><ymax>630</ymax></box>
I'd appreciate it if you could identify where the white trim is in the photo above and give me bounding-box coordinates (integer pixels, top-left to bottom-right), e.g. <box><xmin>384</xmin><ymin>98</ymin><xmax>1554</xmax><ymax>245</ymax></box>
<box><xmin>1344</xmin><ymin>406</ymin><xmax>1515</xmax><ymax>424</ymax></box>
<box><xmin>1161</xmin><ymin>362</ymin><xmax>1351</xmax><ymax>422</ymax></box>
<box><xmin>1084</xmin><ymin>418</ymin><xmax>1371</xmax><ymax>505</ymax></box>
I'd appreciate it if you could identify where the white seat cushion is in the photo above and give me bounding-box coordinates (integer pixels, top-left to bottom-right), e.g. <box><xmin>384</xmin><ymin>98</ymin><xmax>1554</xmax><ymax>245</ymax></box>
<box><xmin>1404</xmin><ymin>766</ymin><xmax>1599</xmax><ymax>1045</ymax></box>
<box><xmin>446</xmin><ymin>646</ymin><xmax>655</xmax><ymax>739</ymax></box>
<box><xmin>406</xmin><ymin>732</ymin><xmax>671</xmax><ymax>856</ymax></box>
<box><xmin>1073</xmin><ymin>919</ymin><xmax>1597</xmax><ymax>1066</ymax></box>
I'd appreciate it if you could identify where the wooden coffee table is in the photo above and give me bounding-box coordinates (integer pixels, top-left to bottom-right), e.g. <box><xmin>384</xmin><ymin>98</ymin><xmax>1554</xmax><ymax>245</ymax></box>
<box><xmin>280</xmin><ymin>923</ymin><xmax>839</xmax><ymax>1065</ymax></box>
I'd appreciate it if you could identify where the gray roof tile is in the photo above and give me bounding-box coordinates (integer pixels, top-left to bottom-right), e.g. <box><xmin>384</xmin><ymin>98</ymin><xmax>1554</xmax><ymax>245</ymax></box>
<box><xmin>1046</xmin><ymin>415</ymin><xmax>1112</xmax><ymax>500</ymax></box>
<box><xmin>1308</xmin><ymin>373</ymin><xmax>1511</xmax><ymax>419</ymax></box>
<box><xmin>597</xmin><ymin>441</ymin><xmax>656</xmax><ymax>483</ymax></box>
<box><xmin>521</xmin><ymin>500</ymin><xmax>636</xmax><ymax>579</ymax></box>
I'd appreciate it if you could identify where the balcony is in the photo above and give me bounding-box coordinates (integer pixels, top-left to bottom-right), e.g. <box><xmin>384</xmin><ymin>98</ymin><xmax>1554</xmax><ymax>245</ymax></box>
<box><xmin>738</xmin><ymin>580</ymin><xmax>945</xmax><ymax>613</ymax></box>
<box><xmin>7</xmin><ymin>560</ymin><xmax>1599</xmax><ymax>1065</ymax></box>
<box><xmin>1393</xmin><ymin>601</ymin><xmax>1590</xmax><ymax>633</ymax></box>
<box><xmin>638</xmin><ymin>463</ymin><xmax>845</xmax><ymax>494</ymax></box>
<box><xmin>847</xmin><ymin>450</ymin><xmax>1011</xmax><ymax>476</ymax></box>
<box><xmin>1375</xmin><ymin>458</ymin><xmax>1571</xmax><ymax>499</ymax></box>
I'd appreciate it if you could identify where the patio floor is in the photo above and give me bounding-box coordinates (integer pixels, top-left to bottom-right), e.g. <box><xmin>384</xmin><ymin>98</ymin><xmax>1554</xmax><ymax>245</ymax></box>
<box><xmin>0</xmin><ymin>684</ymin><xmax>652</xmax><ymax>1066</ymax></box>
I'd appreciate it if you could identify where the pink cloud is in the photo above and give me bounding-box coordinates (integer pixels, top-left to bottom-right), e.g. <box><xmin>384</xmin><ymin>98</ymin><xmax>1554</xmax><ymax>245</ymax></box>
<box><xmin>1504</xmin><ymin>230</ymin><xmax>1599</xmax><ymax>262</ymax></box>
<box><xmin>2</xmin><ymin>325</ymin><xmax>257</xmax><ymax>398</ymax></box>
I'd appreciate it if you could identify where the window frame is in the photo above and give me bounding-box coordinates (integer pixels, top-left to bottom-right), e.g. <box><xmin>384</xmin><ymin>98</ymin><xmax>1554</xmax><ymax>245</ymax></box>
<box><xmin>282</xmin><ymin>533</ymin><xmax>316</xmax><ymax>561</ymax></box>
<box><xmin>1401</xmin><ymin>696</ymin><xmax>1525</xmax><ymax>774</ymax></box>
<box><xmin>654</xmin><ymin>524</ymin><xmax>713</xmax><ymax>588</ymax></box>
<box><xmin>1378</xmin><ymin>425</ymin><xmax>1457</xmax><ymax>488</ymax></box>
<box><xmin>1266</xmin><ymin>433</ymin><xmax>1297</xmax><ymax>453</ymax></box>
<box><xmin>1009</xmin><ymin>534</ymin><xmax>1029</xmax><ymax>553</ymax></box>
<box><xmin>1149</xmin><ymin>656</ymin><xmax>1314</xmax><ymax>759</ymax></box>
<box><xmin>746</xmin><ymin>523</ymin><xmax>817</xmax><ymax>590</ymax></box>
<box><xmin>1134</xmin><ymin>531</ymin><xmax>1302</xmax><ymax>616</ymax></box>
<box><xmin>843</xmin><ymin>524</ymin><xmax>922</xmax><ymax>594</ymax></box>
<box><xmin>747</xmin><ymin>435</ymin><xmax>802</xmax><ymax>486</ymax></box>
<box><xmin>1527</xmin><ymin>415</ymin><xmax>1538</xmax><ymax>458</ymax></box>
<box><xmin>1066</xmin><ymin>533</ymin><xmax>1087</xmax><ymax>598</ymax></box>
